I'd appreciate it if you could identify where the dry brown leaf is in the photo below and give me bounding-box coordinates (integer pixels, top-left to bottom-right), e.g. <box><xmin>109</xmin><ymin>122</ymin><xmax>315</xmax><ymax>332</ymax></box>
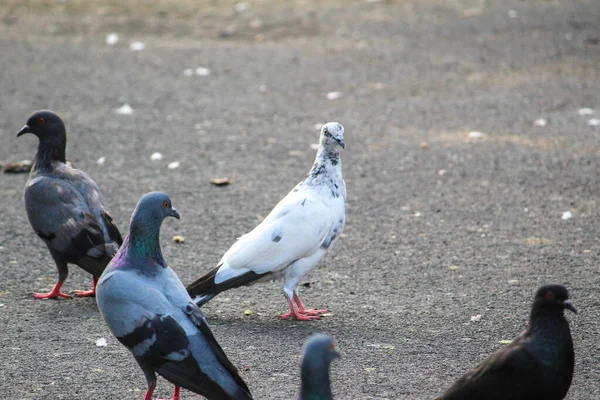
<box><xmin>210</xmin><ymin>177</ymin><xmax>231</xmax><ymax>186</ymax></box>
<box><xmin>3</xmin><ymin>160</ymin><xmax>32</xmax><ymax>173</ymax></box>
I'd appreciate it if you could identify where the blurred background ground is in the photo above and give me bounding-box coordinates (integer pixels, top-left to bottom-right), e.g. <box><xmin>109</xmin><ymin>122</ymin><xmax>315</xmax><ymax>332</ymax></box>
<box><xmin>0</xmin><ymin>0</ymin><xmax>599</xmax><ymax>399</ymax></box>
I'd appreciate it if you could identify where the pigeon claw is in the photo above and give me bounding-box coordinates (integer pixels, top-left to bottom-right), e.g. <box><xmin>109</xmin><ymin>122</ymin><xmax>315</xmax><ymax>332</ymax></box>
<box><xmin>280</xmin><ymin>311</ymin><xmax>318</xmax><ymax>321</ymax></box>
<box><xmin>33</xmin><ymin>290</ymin><xmax>72</xmax><ymax>300</ymax></box>
<box><xmin>73</xmin><ymin>289</ymin><xmax>96</xmax><ymax>297</ymax></box>
<box><xmin>298</xmin><ymin>308</ymin><xmax>328</xmax><ymax>316</ymax></box>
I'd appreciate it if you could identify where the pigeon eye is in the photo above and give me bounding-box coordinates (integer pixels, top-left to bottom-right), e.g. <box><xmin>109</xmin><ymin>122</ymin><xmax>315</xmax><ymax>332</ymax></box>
<box><xmin>546</xmin><ymin>292</ymin><xmax>554</xmax><ymax>300</ymax></box>
<box><xmin>38</xmin><ymin>117</ymin><xmax>45</xmax><ymax>125</ymax></box>
<box><xmin>163</xmin><ymin>201</ymin><xmax>169</xmax><ymax>208</ymax></box>
<box><xmin>329</xmin><ymin>343</ymin><xmax>335</xmax><ymax>350</ymax></box>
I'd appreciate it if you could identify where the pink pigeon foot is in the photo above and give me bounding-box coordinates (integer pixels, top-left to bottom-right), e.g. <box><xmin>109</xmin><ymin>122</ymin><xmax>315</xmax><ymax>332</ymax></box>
<box><xmin>280</xmin><ymin>310</ymin><xmax>318</xmax><ymax>321</ymax></box>
<box><xmin>294</xmin><ymin>293</ymin><xmax>327</xmax><ymax>316</ymax></box>
<box><xmin>280</xmin><ymin>298</ymin><xmax>319</xmax><ymax>321</ymax></box>
<box><xmin>34</xmin><ymin>281</ymin><xmax>72</xmax><ymax>299</ymax></box>
<box><xmin>74</xmin><ymin>276</ymin><xmax>99</xmax><ymax>297</ymax></box>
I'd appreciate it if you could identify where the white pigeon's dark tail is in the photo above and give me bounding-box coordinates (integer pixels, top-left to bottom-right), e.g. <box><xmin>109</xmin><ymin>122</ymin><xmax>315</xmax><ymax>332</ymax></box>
<box><xmin>186</xmin><ymin>264</ymin><xmax>265</xmax><ymax>305</ymax></box>
<box><xmin>193</xmin><ymin>294</ymin><xmax>216</xmax><ymax>307</ymax></box>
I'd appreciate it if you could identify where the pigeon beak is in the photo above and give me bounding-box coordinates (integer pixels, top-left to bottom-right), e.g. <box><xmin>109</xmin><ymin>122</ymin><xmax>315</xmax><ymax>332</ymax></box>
<box><xmin>336</xmin><ymin>138</ymin><xmax>345</xmax><ymax>149</ymax></box>
<box><xmin>332</xmin><ymin>349</ymin><xmax>341</xmax><ymax>359</ymax></box>
<box><xmin>562</xmin><ymin>299</ymin><xmax>577</xmax><ymax>314</ymax></box>
<box><xmin>171</xmin><ymin>208</ymin><xmax>180</xmax><ymax>219</ymax></box>
<box><xmin>17</xmin><ymin>124</ymin><xmax>31</xmax><ymax>137</ymax></box>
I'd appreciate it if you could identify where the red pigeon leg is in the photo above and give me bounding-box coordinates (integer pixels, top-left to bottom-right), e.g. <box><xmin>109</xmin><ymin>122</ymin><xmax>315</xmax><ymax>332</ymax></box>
<box><xmin>144</xmin><ymin>381</ymin><xmax>157</xmax><ymax>400</ymax></box>
<box><xmin>293</xmin><ymin>292</ymin><xmax>327</xmax><ymax>316</ymax></box>
<box><xmin>74</xmin><ymin>276</ymin><xmax>99</xmax><ymax>297</ymax></box>
<box><xmin>171</xmin><ymin>386</ymin><xmax>181</xmax><ymax>400</ymax></box>
<box><xmin>34</xmin><ymin>280</ymin><xmax>72</xmax><ymax>299</ymax></box>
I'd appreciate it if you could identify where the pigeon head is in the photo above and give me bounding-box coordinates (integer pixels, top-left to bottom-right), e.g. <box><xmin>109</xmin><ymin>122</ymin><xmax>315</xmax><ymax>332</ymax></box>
<box><xmin>125</xmin><ymin>192</ymin><xmax>179</xmax><ymax>265</ymax></box>
<box><xmin>531</xmin><ymin>284</ymin><xmax>577</xmax><ymax>317</ymax></box>
<box><xmin>131</xmin><ymin>192</ymin><xmax>180</xmax><ymax>226</ymax></box>
<box><xmin>320</xmin><ymin>122</ymin><xmax>345</xmax><ymax>151</ymax></box>
<box><xmin>17</xmin><ymin>110</ymin><xmax>67</xmax><ymax>165</ymax></box>
<box><xmin>18</xmin><ymin>110</ymin><xmax>66</xmax><ymax>141</ymax></box>
<box><xmin>300</xmin><ymin>334</ymin><xmax>339</xmax><ymax>400</ymax></box>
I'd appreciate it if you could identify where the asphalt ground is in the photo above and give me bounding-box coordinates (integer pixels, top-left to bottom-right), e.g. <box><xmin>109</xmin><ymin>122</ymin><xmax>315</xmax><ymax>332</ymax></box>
<box><xmin>0</xmin><ymin>0</ymin><xmax>599</xmax><ymax>399</ymax></box>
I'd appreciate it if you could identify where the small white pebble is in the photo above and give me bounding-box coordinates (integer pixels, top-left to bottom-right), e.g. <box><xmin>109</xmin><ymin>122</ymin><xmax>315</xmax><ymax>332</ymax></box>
<box><xmin>508</xmin><ymin>279</ymin><xmax>519</xmax><ymax>285</ymax></box>
<box><xmin>533</xmin><ymin>119</ymin><xmax>547</xmax><ymax>127</ymax></box>
<box><xmin>578</xmin><ymin>108</ymin><xmax>594</xmax><ymax>116</ymax></box>
<box><xmin>438</xmin><ymin>169</ymin><xmax>447</xmax><ymax>176</ymax></box>
<box><xmin>105</xmin><ymin>33</ymin><xmax>119</xmax><ymax>45</ymax></box>
<box><xmin>259</xmin><ymin>84</ymin><xmax>268</xmax><ymax>93</ymax></box>
<box><xmin>115</xmin><ymin>103</ymin><xmax>134</xmax><ymax>115</ymax></box>
<box><xmin>468</xmin><ymin>131</ymin><xmax>486</xmax><ymax>138</ymax></box>
<box><xmin>96</xmin><ymin>157</ymin><xmax>106</xmax><ymax>165</ymax></box>
<box><xmin>565</xmin><ymin>33</ymin><xmax>573</xmax><ymax>41</ymax></box>
<box><xmin>129</xmin><ymin>41</ymin><xmax>146</xmax><ymax>51</ymax></box>
<box><xmin>588</xmin><ymin>118</ymin><xmax>600</xmax><ymax>126</ymax></box>
<box><xmin>168</xmin><ymin>161</ymin><xmax>181</xmax><ymax>170</ymax></box>
<box><xmin>470</xmin><ymin>314</ymin><xmax>482</xmax><ymax>322</ymax></box>
<box><xmin>183</xmin><ymin>69</ymin><xmax>194</xmax><ymax>77</ymax></box>
<box><xmin>150</xmin><ymin>152</ymin><xmax>163</xmax><ymax>161</ymax></box>
<box><xmin>95</xmin><ymin>338</ymin><xmax>108</xmax><ymax>347</ymax></box>
<box><xmin>195</xmin><ymin>67</ymin><xmax>211</xmax><ymax>76</ymax></box>
<box><xmin>235</xmin><ymin>2</ymin><xmax>250</xmax><ymax>12</ymax></box>
<box><xmin>508</xmin><ymin>9</ymin><xmax>517</xmax><ymax>18</ymax></box>
<box><xmin>310</xmin><ymin>143</ymin><xmax>320</xmax><ymax>150</ymax></box>
<box><xmin>326</xmin><ymin>92</ymin><xmax>342</xmax><ymax>100</ymax></box>
<box><xmin>561</xmin><ymin>211</ymin><xmax>573</xmax><ymax>220</ymax></box>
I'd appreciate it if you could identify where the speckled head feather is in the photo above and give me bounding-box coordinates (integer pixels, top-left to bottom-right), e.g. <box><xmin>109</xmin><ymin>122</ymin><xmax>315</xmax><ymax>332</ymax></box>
<box><xmin>320</xmin><ymin>122</ymin><xmax>345</xmax><ymax>151</ymax></box>
<box><xmin>299</xmin><ymin>334</ymin><xmax>340</xmax><ymax>400</ymax></box>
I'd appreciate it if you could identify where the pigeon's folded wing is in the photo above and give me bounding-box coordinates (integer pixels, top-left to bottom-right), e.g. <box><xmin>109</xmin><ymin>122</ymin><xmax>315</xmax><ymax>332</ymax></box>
<box><xmin>218</xmin><ymin>193</ymin><xmax>334</xmax><ymax>277</ymax></box>
<box><xmin>182</xmin><ymin>302</ymin><xmax>251</xmax><ymax>394</ymax></box>
<box><xmin>438</xmin><ymin>337</ymin><xmax>544</xmax><ymax>400</ymax></box>
<box><xmin>25</xmin><ymin>175</ymin><xmax>108</xmax><ymax>271</ymax></box>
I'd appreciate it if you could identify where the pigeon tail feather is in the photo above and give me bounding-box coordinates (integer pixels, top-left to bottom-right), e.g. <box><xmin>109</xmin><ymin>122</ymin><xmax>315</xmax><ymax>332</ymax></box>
<box><xmin>186</xmin><ymin>265</ymin><xmax>265</xmax><ymax>301</ymax></box>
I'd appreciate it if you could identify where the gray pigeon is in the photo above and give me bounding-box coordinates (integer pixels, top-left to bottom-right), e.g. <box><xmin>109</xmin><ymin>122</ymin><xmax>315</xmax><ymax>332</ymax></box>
<box><xmin>298</xmin><ymin>334</ymin><xmax>340</xmax><ymax>400</ymax></box>
<box><xmin>187</xmin><ymin>122</ymin><xmax>346</xmax><ymax>321</ymax></box>
<box><xmin>436</xmin><ymin>284</ymin><xmax>576</xmax><ymax>400</ymax></box>
<box><xmin>17</xmin><ymin>110</ymin><xmax>122</xmax><ymax>299</ymax></box>
<box><xmin>96</xmin><ymin>192</ymin><xmax>253</xmax><ymax>400</ymax></box>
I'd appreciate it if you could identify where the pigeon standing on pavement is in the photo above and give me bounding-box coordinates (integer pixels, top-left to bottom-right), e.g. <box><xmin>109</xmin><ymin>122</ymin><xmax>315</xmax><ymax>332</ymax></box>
<box><xmin>298</xmin><ymin>334</ymin><xmax>340</xmax><ymax>400</ymax></box>
<box><xmin>97</xmin><ymin>192</ymin><xmax>253</xmax><ymax>400</ymax></box>
<box><xmin>436</xmin><ymin>284</ymin><xmax>576</xmax><ymax>400</ymax></box>
<box><xmin>17</xmin><ymin>110</ymin><xmax>122</xmax><ymax>299</ymax></box>
<box><xmin>187</xmin><ymin>122</ymin><xmax>346</xmax><ymax>321</ymax></box>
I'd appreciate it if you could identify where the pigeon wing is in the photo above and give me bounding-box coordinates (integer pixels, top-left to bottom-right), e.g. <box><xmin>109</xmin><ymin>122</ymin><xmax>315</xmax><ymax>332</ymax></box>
<box><xmin>24</xmin><ymin>175</ymin><xmax>109</xmax><ymax>274</ymax></box>
<box><xmin>217</xmin><ymin>193</ymin><xmax>334</xmax><ymax>277</ymax></box>
<box><xmin>438</xmin><ymin>336</ymin><xmax>544</xmax><ymax>400</ymax></box>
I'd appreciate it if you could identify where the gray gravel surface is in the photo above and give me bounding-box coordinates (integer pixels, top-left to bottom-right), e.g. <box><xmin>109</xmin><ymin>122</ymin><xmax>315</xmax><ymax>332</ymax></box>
<box><xmin>1</xmin><ymin>0</ymin><xmax>599</xmax><ymax>399</ymax></box>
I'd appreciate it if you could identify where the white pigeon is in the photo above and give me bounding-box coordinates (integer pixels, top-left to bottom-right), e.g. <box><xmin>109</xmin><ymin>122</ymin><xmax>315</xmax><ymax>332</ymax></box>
<box><xmin>187</xmin><ymin>122</ymin><xmax>346</xmax><ymax>321</ymax></box>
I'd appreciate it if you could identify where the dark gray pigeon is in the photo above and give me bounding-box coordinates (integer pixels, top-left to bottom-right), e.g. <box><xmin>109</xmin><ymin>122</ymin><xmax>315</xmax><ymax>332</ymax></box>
<box><xmin>17</xmin><ymin>110</ymin><xmax>122</xmax><ymax>299</ymax></box>
<box><xmin>96</xmin><ymin>192</ymin><xmax>253</xmax><ymax>400</ymax></box>
<box><xmin>436</xmin><ymin>284</ymin><xmax>576</xmax><ymax>400</ymax></box>
<box><xmin>298</xmin><ymin>334</ymin><xmax>340</xmax><ymax>400</ymax></box>
<box><xmin>187</xmin><ymin>122</ymin><xmax>346</xmax><ymax>321</ymax></box>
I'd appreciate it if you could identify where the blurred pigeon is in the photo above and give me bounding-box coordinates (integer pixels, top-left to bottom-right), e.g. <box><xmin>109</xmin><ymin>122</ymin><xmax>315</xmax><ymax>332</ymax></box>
<box><xmin>436</xmin><ymin>284</ymin><xmax>576</xmax><ymax>400</ymax></box>
<box><xmin>97</xmin><ymin>192</ymin><xmax>252</xmax><ymax>400</ymax></box>
<box><xmin>299</xmin><ymin>334</ymin><xmax>339</xmax><ymax>400</ymax></box>
<box><xmin>187</xmin><ymin>122</ymin><xmax>346</xmax><ymax>320</ymax></box>
<box><xmin>17</xmin><ymin>110</ymin><xmax>122</xmax><ymax>299</ymax></box>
